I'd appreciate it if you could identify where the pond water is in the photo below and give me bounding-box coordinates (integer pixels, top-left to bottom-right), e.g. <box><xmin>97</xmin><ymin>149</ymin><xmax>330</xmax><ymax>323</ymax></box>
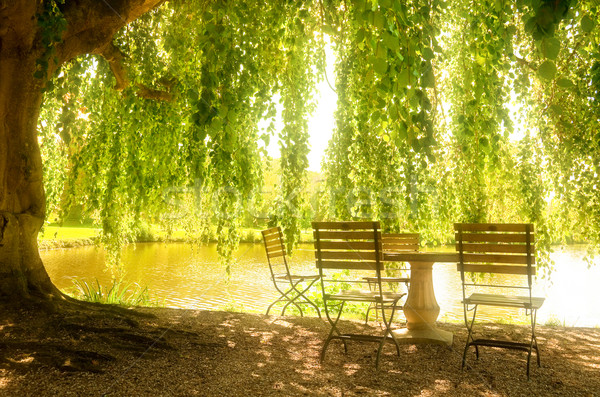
<box><xmin>42</xmin><ymin>242</ymin><xmax>600</xmax><ymax>327</ymax></box>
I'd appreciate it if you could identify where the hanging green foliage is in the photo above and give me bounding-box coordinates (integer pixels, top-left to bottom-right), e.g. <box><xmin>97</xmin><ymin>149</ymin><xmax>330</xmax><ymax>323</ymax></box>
<box><xmin>38</xmin><ymin>0</ymin><xmax>600</xmax><ymax>277</ymax></box>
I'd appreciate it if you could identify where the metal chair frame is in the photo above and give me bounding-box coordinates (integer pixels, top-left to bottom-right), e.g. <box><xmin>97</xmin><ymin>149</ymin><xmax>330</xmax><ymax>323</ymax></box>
<box><xmin>455</xmin><ymin>223</ymin><xmax>544</xmax><ymax>379</ymax></box>
<box><xmin>363</xmin><ymin>233</ymin><xmax>417</xmax><ymax>323</ymax></box>
<box><xmin>312</xmin><ymin>221</ymin><xmax>405</xmax><ymax>369</ymax></box>
<box><xmin>262</xmin><ymin>227</ymin><xmax>321</xmax><ymax>318</ymax></box>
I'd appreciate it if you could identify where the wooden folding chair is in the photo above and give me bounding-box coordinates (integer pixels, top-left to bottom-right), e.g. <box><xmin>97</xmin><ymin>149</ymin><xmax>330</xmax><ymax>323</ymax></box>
<box><xmin>312</xmin><ymin>221</ymin><xmax>406</xmax><ymax>369</ymax></box>
<box><xmin>455</xmin><ymin>223</ymin><xmax>544</xmax><ymax>379</ymax></box>
<box><xmin>363</xmin><ymin>233</ymin><xmax>418</xmax><ymax>323</ymax></box>
<box><xmin>262</xmin><ymin>227</ymin><xmax>321</xmax><ymax>318</ymax></box>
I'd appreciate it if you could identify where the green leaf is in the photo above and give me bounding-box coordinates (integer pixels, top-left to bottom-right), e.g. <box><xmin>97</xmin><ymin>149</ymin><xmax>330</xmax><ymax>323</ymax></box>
<box><xmin>373</xmin><ymin>10</ymin><xmax>385</xmax><ymax>29</ymax></box>
<box><xmin>422</xmin><ymin>67</ymin><xmax>435</xmax><ymax>88</ymax></box>
<box><xmin>524</xmin><ymin>16</ymin><xmax>537</xmax><ymax>34</ymax></box>
<box><xmin>581</xmin><ymin>15</ymin><xmax>595</xmax><ymax>33</ymax></box>
<box><xmin>382</xmin><ymin>32</ymin><xmax>399</xmax><ymax>51</ymax></box>
<box><xmin>376</xmin><ymin>42</ymin><xmax>386</xmax><ymax>58</ymax></box>
<box><xmin>556</xmin><ymin>78</ymin><xmax>574</xmax><ymax>88</ymax></box>
<box><xmin>542</xmin><ymin>37</ymin><xmax>560</xmax><ymax>60</ymax></box>
<box><xmin>538</xmin><ymin>60</ymin><xmax>557</xmax><ymax>80</ymax></box>
<box><xmin>373</xmin><ymin>58</ymin><xmax>388</xmax><ymax>75</ymax></box>
<box><xmin>548</xmin><ymin>104</ymin><xmax>563</xmax><ymax>116</ymax></box>
<box><xmin>398</xmin><ymin>68</ymin><xmax>410</xmax><ymax>88</ymax></box>
<box><xmin>423</xmin><ymin>47</ymin><xmax>435</xmax><ymax>61</ymax></box>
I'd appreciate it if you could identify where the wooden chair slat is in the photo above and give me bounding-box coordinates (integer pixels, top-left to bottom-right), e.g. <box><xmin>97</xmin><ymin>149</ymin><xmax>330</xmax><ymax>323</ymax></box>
<box><xmin>316</xmin><ymin>260</ymin><xmax>380</xmax><ymax>270</ymax></box>
<box><xmin>460</xmin><ymin>253</ymin><xmax>535</xmax><ymax>265</ymax></box>
<box><xmin>265</xmin><ymin>243</ymin><xmax>284</xmax><ymax>253</ymax></box>
<box><xmin>382</xmin><ymin>233</ymin><xmax>420</xmax><ymax>238</ymax></box>
<box><xmin>265</xmin><ymin>241</ymin><xmax>284</xmax><ymax>249</ymax></box>
<box><xmin>262</xmin><ymin>227</ymin><xmax>280</xmax><ymax>235</ymax></box>
<box><xmin>266</xmin><ymin>249</ymin><xmax>285</xmax><ymax>259</ymax></box>
<box><xmin>316</xmin><ymin>251</ymin><xmax>378</xmax><ymax>261</ymax></box>
<box><xmin>263</xmin><ymin>232</ymin><xmax>282</xmax><ymax>242</ymax></box>
<box><xmin>455</xmin><ymin>232</ymin><xmax>535</xmax><ymax>243</ymax></box>
<box><xmin>382</xmin><ymin>243</ymin><xmax>419</xmax><ymax>251</ymax></box>
<box><xmin>314</xmin><ymin>230</ymin><xmax>381</xmax><ymax>240</ymax></box>
<box><xmin>458</xmin><ymin>263</ymin><xmax>536</xmax><ymax>275</ymax></box>
<box><xmin>318</xmin><ymin>241</ymin><xmax>376</xmax><ymax>250</ymax></box>
<box><xmin>454</xmin><ymin>223</ymin><xmax>534</xmax><ymax>233</ymax></box>
<box><xmin>261</xmin><ymin>227</ymin><xmax>280</xmax><ymax>235</ymax></box>
<box><xmin>383</xmin><ymin>238</ymin><xmax>419</xmax><ymax>245</ymax></box>
<box><xmin>456</xmin><ymin>243</ymin><xmax>531</xmax><ymax>254</ymax></box>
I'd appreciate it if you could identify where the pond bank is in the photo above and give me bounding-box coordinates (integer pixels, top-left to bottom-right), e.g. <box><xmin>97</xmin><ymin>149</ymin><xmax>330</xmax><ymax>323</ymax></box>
<box><xmin>1</xmin><ymin>304</ymin><xmax>598</xmax><ymax>396</ymax></box>
<box><xmin>36</xmin><ymin>228</ymin><xmax>318</xmax><ymax>251</ymax></box>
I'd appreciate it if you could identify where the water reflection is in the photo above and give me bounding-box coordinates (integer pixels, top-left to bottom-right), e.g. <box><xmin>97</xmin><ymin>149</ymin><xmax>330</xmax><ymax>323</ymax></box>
<box><xmin>42</xmin><ymin>243</ymin><xmax>600</xmax><ymax>327</ymax></box>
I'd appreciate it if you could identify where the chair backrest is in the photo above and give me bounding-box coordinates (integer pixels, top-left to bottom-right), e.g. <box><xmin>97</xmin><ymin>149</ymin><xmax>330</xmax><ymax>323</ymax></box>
<box><xmin>381</xmin><ymin>233</ymin><xmax>419</xmax><ymax>276</ymax></box>
<box><xmin>312</xmin><ymin>221</ymin><xmax>383</xmax><ymax>272</ymax></box>
<box><xmin>262</xmin><ymin>227</ymin><xmax>290</xmax><ymax>278</ymax></box>
<box><xmin>381</xmin><ymin>233</ymin><xmax>419</xmax><ymax>253</ymax></box>
<box><xmin>455</xmin><ymin>223</ymin><xmax>536</xmax><ymax>293</ymax></box>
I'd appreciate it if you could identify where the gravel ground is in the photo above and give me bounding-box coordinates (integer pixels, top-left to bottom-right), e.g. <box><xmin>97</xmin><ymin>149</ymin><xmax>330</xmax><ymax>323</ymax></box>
<box><xmin>1</xmin><ymin>306</ymin><xmax>599</xmax><ymax>396</ymax></box>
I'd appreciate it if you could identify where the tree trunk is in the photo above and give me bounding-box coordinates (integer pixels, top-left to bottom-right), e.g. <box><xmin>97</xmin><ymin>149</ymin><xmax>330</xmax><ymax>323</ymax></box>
<box><xmin>0</xmin><ymin>0</ymin><xmax>164</xmax><ymax>301</ymax></box>
<box><xmin>0</xmin><ymin>5</ymin><xmax>58</xmax><ymax>298</ymax></box>
<box><xmin>0</xmin><ymin>73</ymin><xmax>57</xmax><ymax>298</ymax></box>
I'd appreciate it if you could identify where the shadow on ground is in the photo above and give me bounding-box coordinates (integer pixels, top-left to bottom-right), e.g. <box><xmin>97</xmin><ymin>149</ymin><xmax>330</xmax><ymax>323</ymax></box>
<box><xmin>1</xmin><ymin>304</ymin><xmax>598</xmax><ymax>396</ymax></box>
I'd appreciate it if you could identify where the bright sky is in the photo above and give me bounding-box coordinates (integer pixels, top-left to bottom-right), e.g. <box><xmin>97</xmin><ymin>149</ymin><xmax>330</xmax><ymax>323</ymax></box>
<box><xmin>260</xmin><ymin>44</ymin><xmax>338</xmax><ymax>173</ymax></box>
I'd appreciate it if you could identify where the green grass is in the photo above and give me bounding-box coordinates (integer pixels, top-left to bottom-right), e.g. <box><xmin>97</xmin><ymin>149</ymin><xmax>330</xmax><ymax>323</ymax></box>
<box><xmin>39</xmin><ymin>225</ymin><xmax>100</xmax><ymax>240</ymax></box>
<box><xmin>37</xmin><ymin>225</ymin><xmax>311</xmax><ymax>244</ymax></box>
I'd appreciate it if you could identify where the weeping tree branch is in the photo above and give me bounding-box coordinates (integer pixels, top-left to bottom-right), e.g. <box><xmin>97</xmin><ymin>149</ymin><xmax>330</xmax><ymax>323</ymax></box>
<box><xmin>98</xmin><ymin>42</ymin><xmax>129</xmax><ymax>91</ymax></box>
<box><xmin>515</xmin><ymin>55</ymin><xmax>537</xmax><ymax>72</ymax></box>
<box><xmin>135</xmin><ymin>83</ymin><xmax>173</xmax><ymax>101</ymax></box>
<box><xmin>98</xmin><ymin>42</ymin><xmax>173</xmax><ymax>101</ymax></box>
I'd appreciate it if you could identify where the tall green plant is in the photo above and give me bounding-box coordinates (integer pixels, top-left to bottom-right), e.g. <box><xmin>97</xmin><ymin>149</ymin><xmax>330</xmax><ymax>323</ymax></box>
<box><xmin>70</xmin><ymin>278</ymin><xmax>161</xmax><ymax>307</ymax></box>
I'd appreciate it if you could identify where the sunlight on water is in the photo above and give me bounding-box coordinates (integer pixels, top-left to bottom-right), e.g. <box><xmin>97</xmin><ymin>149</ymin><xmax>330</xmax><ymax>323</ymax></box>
<box><xmin>42</xmin><ymin>243</ymin><xmax>600</xmax><ymax>327</ymax></box>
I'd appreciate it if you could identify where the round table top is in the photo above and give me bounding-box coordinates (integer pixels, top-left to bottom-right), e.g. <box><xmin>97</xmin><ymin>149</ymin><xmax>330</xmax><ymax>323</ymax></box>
<box><xmin>383</xmin><ymin>252</ymin><xmax>459</xmax><ymax>263</ymax></box>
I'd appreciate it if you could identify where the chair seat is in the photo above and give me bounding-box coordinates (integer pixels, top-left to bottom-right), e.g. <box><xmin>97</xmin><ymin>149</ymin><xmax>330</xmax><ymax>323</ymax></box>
<box><xmin>274</xmin><ymin>274</ymin><xmax>320</xmax><ymax>282</ymax></box>
<box><xmin>464</xmin><ymin>293</ymin><xmax>544</xmax><ymax>309</ymax></box>
<box><xmin>363</xmin><ymin>276</ymin><xmax>410</xmax><ymax>283</ymax></box>
<box><xmin>326</xmin><ymin>290</ymin><xmax>406</xmax><ymax>303</ymax></box>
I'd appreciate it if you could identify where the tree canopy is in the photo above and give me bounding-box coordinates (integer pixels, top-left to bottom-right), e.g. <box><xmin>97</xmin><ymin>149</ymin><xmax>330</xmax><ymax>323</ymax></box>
<box><xmin>5</xmin><ymin>0</ymin><xmax>599</xmax><ymax>294</ymax></box>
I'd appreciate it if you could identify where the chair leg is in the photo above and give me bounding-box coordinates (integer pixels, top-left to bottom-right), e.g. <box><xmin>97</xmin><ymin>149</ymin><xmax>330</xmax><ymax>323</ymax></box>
<box><xmin>303</xmin><ymin>296</ymin><xmax>322</xmax><ymax>319</ymax></box>
<box><xmin>292</xmin><ymin>278</ymin><xmax>322</xmax><ymax>319</ymax></box>
<box><xmin>266</xmin><ymin>296</ymin><xmax>285</xmax><ymax>315</ymax></box>
<box><xmin>532</xmin><ymin>309</ymin><xmax>541</xmax><ymax>367</ymax></box>
<box><xmin>269</xmin><ymin>278</ymin><xmax>322</xmax><ymax>318</ymax></box>
<box><xmin>281</xmin><ymin>299</ymin><xmax>304</xmax><ymax>317</ymax></box>
<box><xmin>462</xmin><ymin>304</ymin><xmax>478</xmax><ymax>369</ymax></box>
<box><xmin>389</xmin><ymin>305</ymin><xmax>401</xmax><ymax>356</ymax></box>
<box><xmin>364</xmin><ymin>302</ymin><xmax>385</xmax><ymax>324</ymax></box>
<box><xmin>365</xmin><ymin>303</ymin><xmax>373</xmax><ymax>324</ymax></box>
<box><xmin>281</xmin><ymin>280</ymin><xmax>306</xmax><ymax>316</ymax></box>
<box><xmin>321</xmin><ymin>301</ymin><xmax>346</xmax><ymax>363</ymax></box>
<box><xmin>375</xmin><ymin>300</ymin><xmax>401</xmax><ymax>370</ymax></box>
<box><xmin>267</xmin><ymin>281</ymin><xmax>300</xmax><ymax>316</ymax></box>
<box><xmin>527</xmin><ymin>308</ymin><xmax>541</xmax><ymax>380</ymax></box>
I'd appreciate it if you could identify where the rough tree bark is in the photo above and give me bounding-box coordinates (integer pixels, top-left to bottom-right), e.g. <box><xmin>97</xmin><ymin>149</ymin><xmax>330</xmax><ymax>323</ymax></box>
<box><xmin>0</xmin><ymin>0</ymin><xmax>163</xmax><ymax>300</ymax></box>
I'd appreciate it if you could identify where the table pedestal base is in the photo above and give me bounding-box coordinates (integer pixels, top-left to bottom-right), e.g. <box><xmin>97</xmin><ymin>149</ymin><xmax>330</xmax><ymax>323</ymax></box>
<box><xmin>393</xmin><ymin>326</ymin><xmax>453</xmax><ymax>346</ymax></box>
